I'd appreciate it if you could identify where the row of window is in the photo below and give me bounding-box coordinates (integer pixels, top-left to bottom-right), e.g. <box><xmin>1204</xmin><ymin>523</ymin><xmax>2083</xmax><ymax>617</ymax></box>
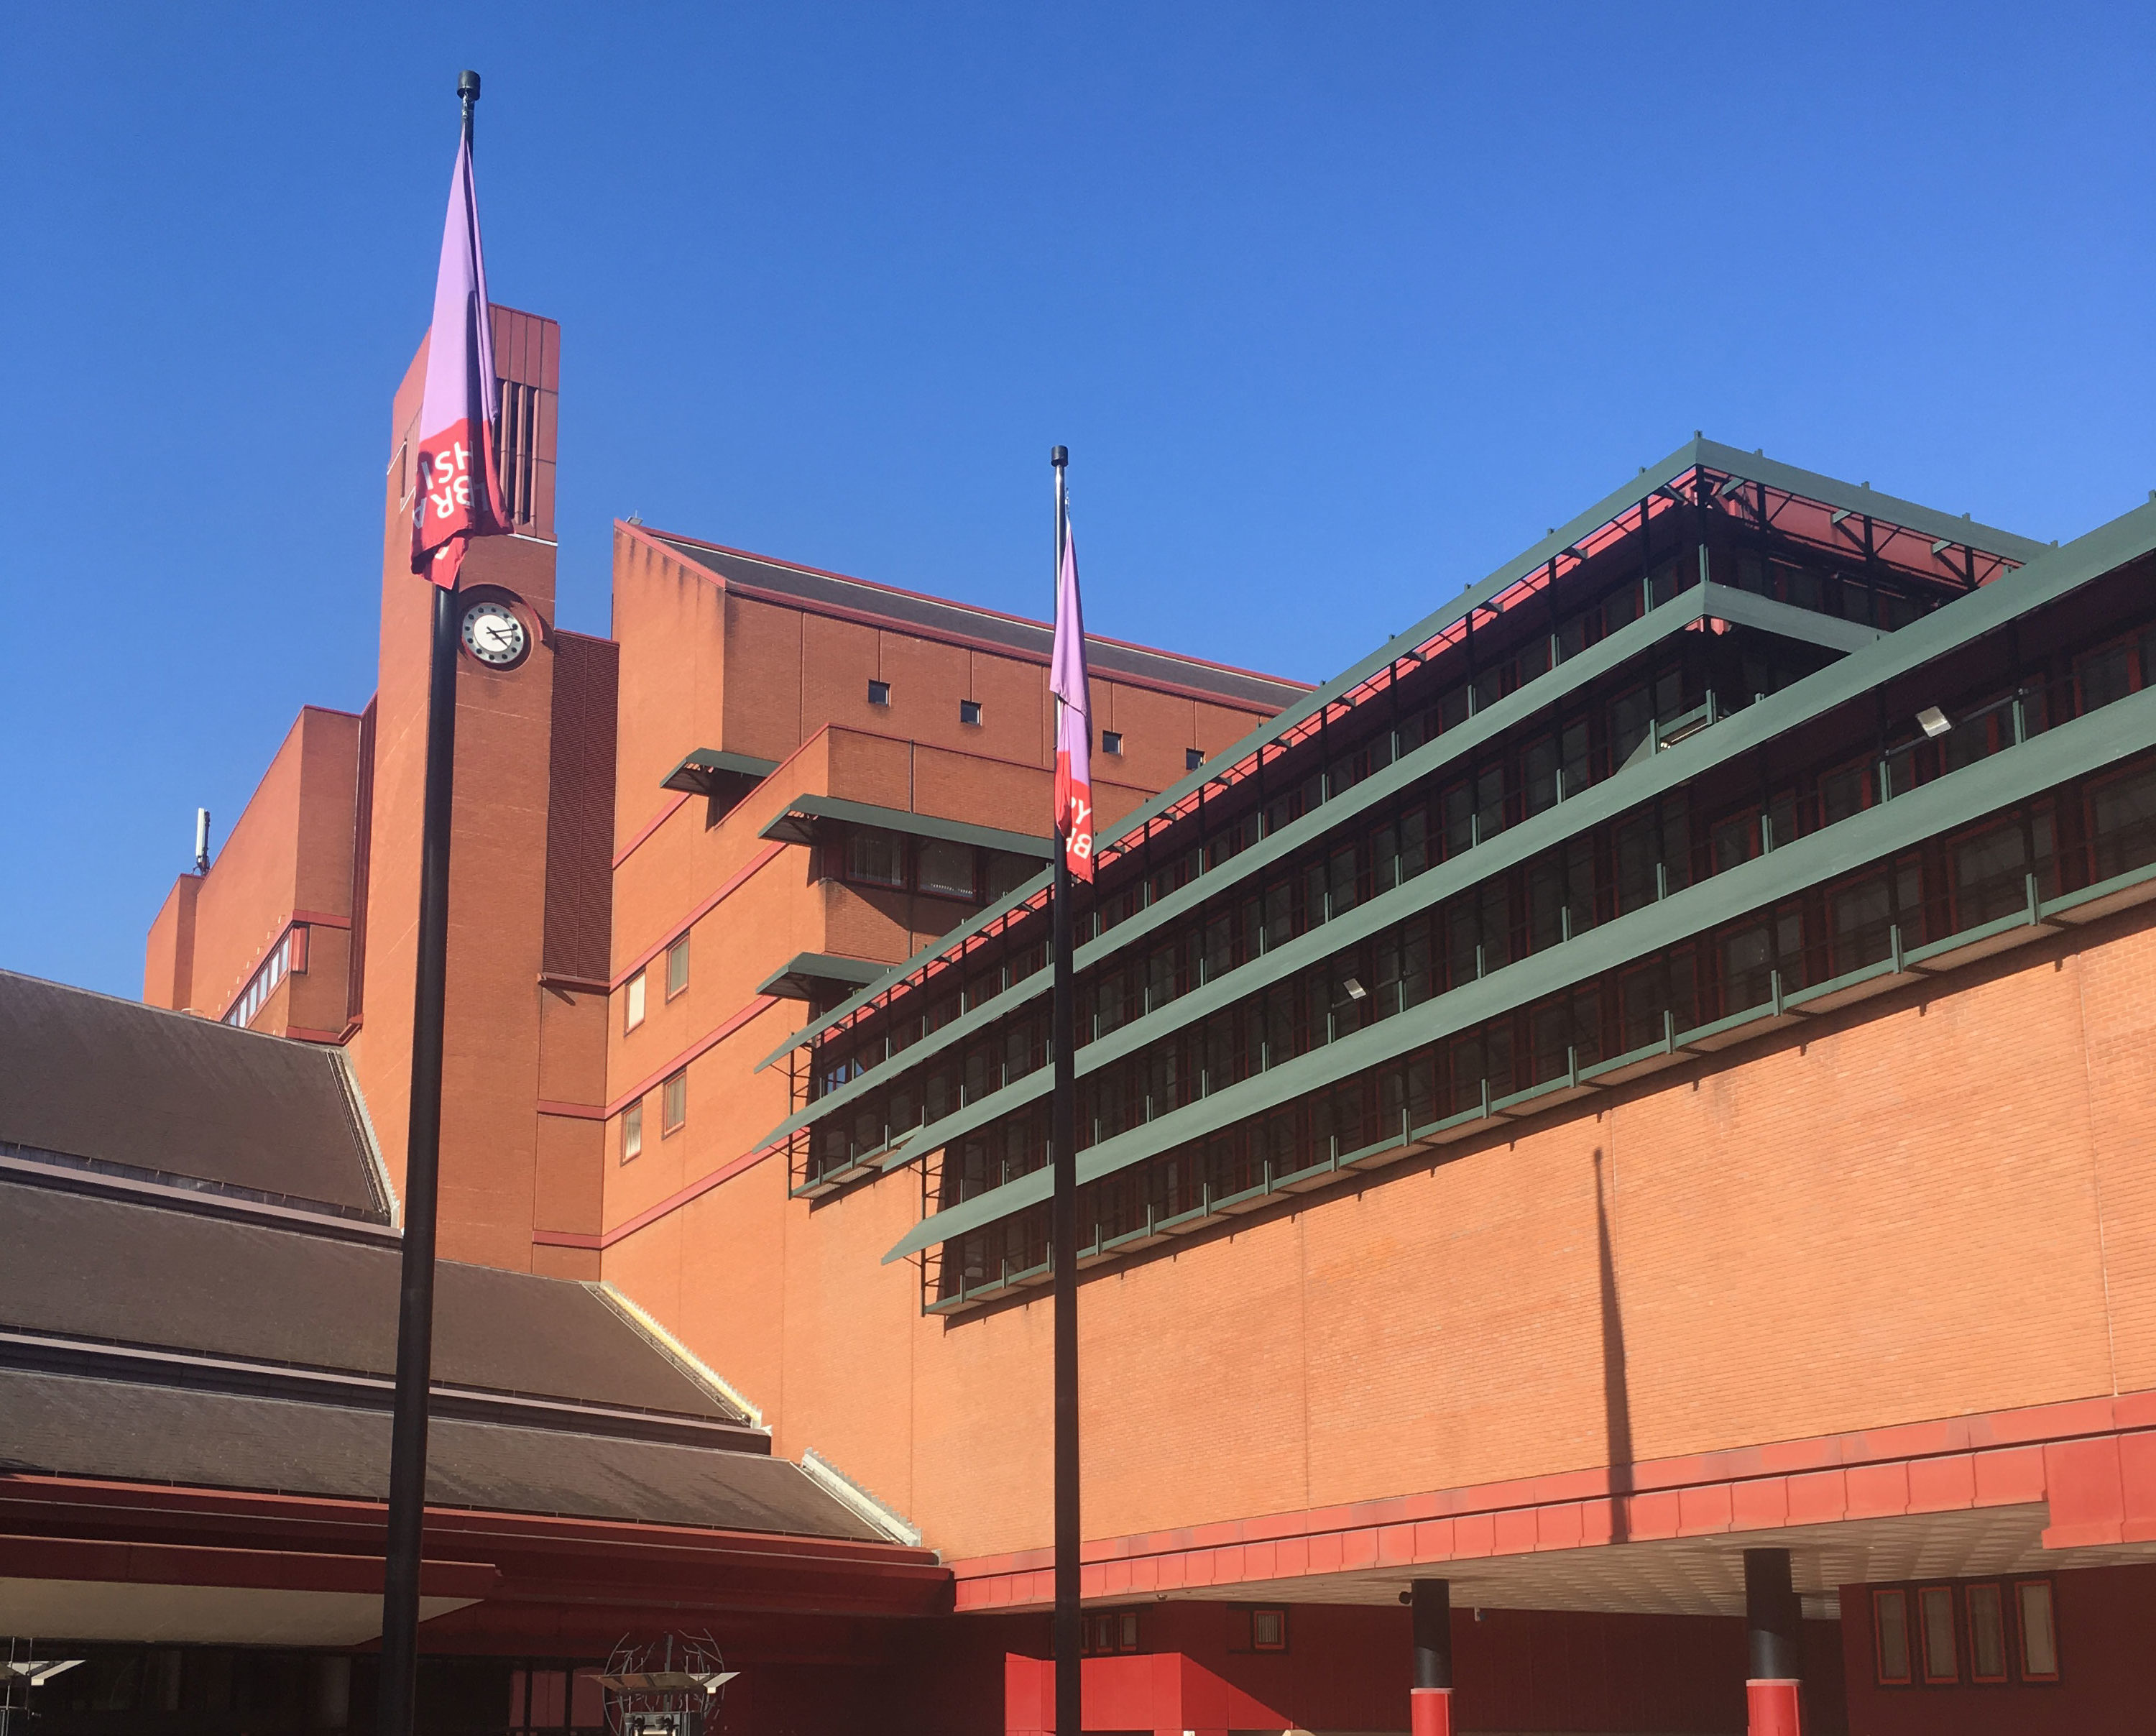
<box><xmin>822</xmin><ymin>830</ymin><xmax>1042</xmax><ymax>908</ymax></box>
<box><xmin>814</xmin><ymin>624</ymin><xmax>1837</xmax><ymax>1103</ymax></box>
<box><xmin>1076</xmin><ymin>1606</ymin><xmax>1287</xmax><ymax>1657</ymax></box>
<box><xmin>623</xmin><ymin>934</ymin><xmax>691</xmax><ymax>1033</ymax></box>
<box><xmin>808</xmin><ymin>624</ymin><xmax>2156</xmax><ymax>1189</ymax></box>
<box><xmin>224</xmin><ymin>925</ymin><xmax>308</xmax><ymax>1027</ymax></box>
<box><xmin>926</xmin><ymin>752</ymin><xmax>2156</xmax><ymax>1290</ymax></box>
<box><xmin>1872</xmin><ymin>1578</ymin><xmax>2058</xmax><ymax>1688</ymax></box>
<box><xmin>868</xmin><ymin>678</ymin><xmax>1193</xmax><ymax>763</ymax></box>
<box><xmin>619</xmin><ymin>1067</ymin><xmax>688</xmax><ymax>1162</ymax></box>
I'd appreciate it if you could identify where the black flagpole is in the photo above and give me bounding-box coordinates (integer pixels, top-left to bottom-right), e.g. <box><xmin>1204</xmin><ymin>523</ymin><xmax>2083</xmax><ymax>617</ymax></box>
<box><xmin>375</xmin><ymin>66</ymin><xmax>479</xmax><ymax>1736</ymax></box>
<box><xmin>1050</xmin><ymin>444</ymin><xmax>1081</xmax><ymax>1736</ymax></box>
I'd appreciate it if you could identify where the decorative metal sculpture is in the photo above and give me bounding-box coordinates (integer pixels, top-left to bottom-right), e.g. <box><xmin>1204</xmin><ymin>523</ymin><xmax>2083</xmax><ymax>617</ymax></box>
<box><xmin>596</xmin><ymin>1632</ymin><xmax>736</xmax><ymax>1736</ymax></box>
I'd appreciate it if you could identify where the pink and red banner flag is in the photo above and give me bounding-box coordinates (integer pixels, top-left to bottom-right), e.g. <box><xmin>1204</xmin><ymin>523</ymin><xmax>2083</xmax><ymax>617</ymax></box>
<box><xmin>410</xmin><ymin>132</ymin><xmax>507</xmax><ymax>587</ymax></box>
<box><xmin>1051</xmin><ymin>519</ymin><xmax>1095</xmax><ymax>880</ymax></box>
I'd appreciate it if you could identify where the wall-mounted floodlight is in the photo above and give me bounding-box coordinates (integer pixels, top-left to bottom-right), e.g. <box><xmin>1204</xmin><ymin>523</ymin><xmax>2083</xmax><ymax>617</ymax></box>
<box><xmin>1917</xmin><ymin>707</ymin><xmax>1952</xmax><ymax>738</ymax></box>
<box><xmin>1342</xmin><ymin>978</ymin><xmax>1368</xmax><ymax>1002</ymax></box>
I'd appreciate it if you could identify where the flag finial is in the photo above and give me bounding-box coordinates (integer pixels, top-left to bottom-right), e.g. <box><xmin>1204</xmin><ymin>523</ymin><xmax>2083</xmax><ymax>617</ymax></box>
<box><xmin>1051</xmin><ymin>444</ymin><xmax>1067</xmax><ymax>469</ymax></box>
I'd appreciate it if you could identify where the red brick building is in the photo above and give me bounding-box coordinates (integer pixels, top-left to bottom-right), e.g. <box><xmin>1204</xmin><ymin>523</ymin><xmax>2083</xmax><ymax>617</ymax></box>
<box><xmin>7</xmin><ymin>303</ymin><xmax>2154</xmax><ymax>1735</ymax></box>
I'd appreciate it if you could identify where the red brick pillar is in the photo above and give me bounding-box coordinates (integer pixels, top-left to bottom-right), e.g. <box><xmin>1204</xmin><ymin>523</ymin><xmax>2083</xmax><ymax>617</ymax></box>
<box><xmin>1745</xmin><ymin>1548</ymin><xmax>1802</xmax><ymax>1736</ymax></box>
<box><xmin>1410</xmin><ymin>1579</ymin><xmax>1452</xmax><ymax>1736</ymax></box>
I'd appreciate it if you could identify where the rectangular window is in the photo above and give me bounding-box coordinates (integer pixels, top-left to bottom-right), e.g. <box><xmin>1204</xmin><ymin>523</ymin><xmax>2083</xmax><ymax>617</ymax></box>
<box><xmin>1187</xmin><ymin>746</ymin><xmax>1204</xmax><ymax>771</ymax></box>
<box><xmin>1102</xmin><ymin>730</ymin><xmax>1123</xmax><ymax>755</ymax></box>
<box><xmin>867</xmin><ymin>679</ymin><xmax>890</xmax><ymax>706</ymax></box>
<box><xmin>665</xmin><ymin>934</ymin><xmax>690</xmax><ymax>999</ymax></box>
<box><xmin>1874</xmin><ymin>1589</ymin><xmax>1912</xmax><ymax>1686</ymax></box>
<box><xmin>625</xmin><ymin>969</ymin><xmax>646</xmax><ymax>1032</ymax></box>
<box><xmin>620</xmin><ymin>1101</ymin><xmax>642</xmax><ymax>1163</ymax></box>
<box><xmin>959</xmin><ymin>699</ymin><xmax>982</xmax><ymax>725</ymax></box>
<box><xmin>1919</xmin><ymin>1586</ymin><xmax>1958</xmax><ymax>1684</ymax></box>
<box><xmin>1251</xmin><ymin>1607</ymin><xmax>1287</xmax><ymax>1650</ymax></box>
<box><xmin>2016</xmin><ymin>1579</ymin><xmax>2058</xmax><ymax>1681</ymax></box>
<box><xmin>845</xmin><ymin>830</ymin><xmax>908</xmax><ymax>888</ymax></box>
<box><xmin>917</xmin><ymin>838</ymin><xmax>978</xmax><ymax>900</ymax></box>
<box><xmin>1967</xmin><ymin>1583</ymin><xmax>2007</xmax><ymax>1683</ymax></box>
<box><xmin>662</xmin><ymin>1069</ymin><xmax>687</xmax><ymax>1134</ymax></box>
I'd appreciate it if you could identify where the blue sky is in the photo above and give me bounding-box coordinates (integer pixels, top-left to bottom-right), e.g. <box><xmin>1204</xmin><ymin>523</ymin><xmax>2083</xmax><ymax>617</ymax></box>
<box><xmin>3</xmin><ymin>3</ymin><xmax>2150</xmax><ymax>996</ymax></box>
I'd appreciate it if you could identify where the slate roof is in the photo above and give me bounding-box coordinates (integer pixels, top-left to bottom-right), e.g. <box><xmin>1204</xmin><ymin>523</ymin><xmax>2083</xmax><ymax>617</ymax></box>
<box><xmin>0</xmin><ymin>970</ymin><xmax>385</xmax><ymax>1218</ymax></box>
<box><xmin>0</xmin><ymin>1369</ymin><xmax>879</xmax><ymax>1538</ymax></box>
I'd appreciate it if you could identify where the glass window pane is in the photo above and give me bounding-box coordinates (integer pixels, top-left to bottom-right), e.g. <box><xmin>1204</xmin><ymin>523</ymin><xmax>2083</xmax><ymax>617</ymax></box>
<box><xmin>625</xmin><ymin>970</ymin><xmax>646</xmax><ymax>1031</ymax></box>
<box><xmin>2018</xmin><ymin>1580</ymin><xmax>2058</xmax><ymax>1678</ymax></box>
<box><xmin>1874</xmin><ymin>1589</ymin><xmax>1911</xmax><ymax>1684</ymax></box>
<box><xmin>1920</xmin><ymin>1586</ymin><xmax>1958</xmax><ymax>1682</ymax></box>
<box><xmin>1968</xmin><ymin>1584</ymin><xmax>2006</xmax><ymax>1681</ymax></box>
<box><xmin>918</xmin><ymin>838</ymin><xmax>977</xmax><ymax>899</ymax></box>
<box><xmin>847</xmin><ymin>830</ymin><xmax>908</xmax><ymax>888</ymax></box>
<box><xmin>666</xmin><ymin>934</ymin><xmax>690</xmax><ymax>998</ymax></box>
<box><xmin>621</xmin><ymin>1101</ymin><xmax>642</xmax><ymax>1162</ymax></box>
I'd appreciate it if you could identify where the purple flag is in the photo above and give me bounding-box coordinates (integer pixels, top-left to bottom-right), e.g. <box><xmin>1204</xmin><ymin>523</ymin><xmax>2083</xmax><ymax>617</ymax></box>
<box><xmin>1051</xmin><ymin>519</ymin><xmax>1094</xmax><ymax>879</ymax></box>
<box><xmin>410</xmin><ymin>132</ymin><xmax>506</xmax><ymax>587</ymax></box>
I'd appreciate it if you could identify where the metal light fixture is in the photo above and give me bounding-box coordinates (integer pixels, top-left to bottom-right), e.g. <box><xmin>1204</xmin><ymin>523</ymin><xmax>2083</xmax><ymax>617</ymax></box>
<box><xmin>1916</xmin><ymin>706</ymin><xmax>1952</xmax><ymax>738</ymax></box>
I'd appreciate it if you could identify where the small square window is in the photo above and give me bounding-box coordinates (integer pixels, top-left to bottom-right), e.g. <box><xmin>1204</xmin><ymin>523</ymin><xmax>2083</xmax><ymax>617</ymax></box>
<box><xmin>959</xmin><ymin>699</ymin><xmax>982</xmax><ymax>725</ymax></box>
<box><xmin>1874</xmin><ymin>1589</ymin><xmax>1912</xmax><ymax>1686</ymax></box>
<box><xmin>1967</xmin><ymin>1584</ymin><xmax>2007</xmax><ymax>1683</ymax></box>
<box><xmin>662</xmin><ymin>1069</ymin><xmax>688</xmax><ymax>1134</ymax></box>
<box><xmin>867</xmin><ymin>679</ymin><xmax>891</xmax><ymax>707</ymax></box>
<box><xmin>1918</xmin><ymin>1586</ymin><xmax>1958</xmax><ymax>1684</ymax></box>
<box><xmin>1117</xmin><ymin>1612</ymin><xmax>1138</xmax><ymax>1651</ymax></box>
<box><xmin>1186</xmin><ymin>747</ymin><xmax>1204</xmax><ymax>771</ymax></box>
<box><xmin>1250</xmin><ymin>1607</ymin><xmax>1287</xmax><ymax>1652</ymax></box>
<box><xmin>1102</xmin><ymin>730</ymin><xmax>1123</xmax><ymax>756</ymax></box>
<box><xmin>665</xmin><ymin>934</ymin><xmax>690</xmax><ymax>999</ymax></box>
<box><xmin>2016</xmin><ymin>1579</ymin><xmax>2058</xmax><ymax>1681</ymax></box>
<box><xmin>620</xmin><ymin>1101</ymin><xmax>642</xmax><ymax>1163</ymax></box>
<box><xmin>625</xmin><ymin>970</ymin><xmax>647</xmax><ymax>1032</ymax></box>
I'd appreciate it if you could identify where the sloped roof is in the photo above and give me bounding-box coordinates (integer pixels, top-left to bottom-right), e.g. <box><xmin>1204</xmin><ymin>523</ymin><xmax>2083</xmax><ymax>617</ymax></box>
<box><xmin>0</xmin><ymin>1369</ymin><xmax>879</xmax><ymax>1538</ymax></box>
<box><xmin>0</xmin><ymin>970</ymin><xmax>384</xmax><ymax>1219</ymax></box>
<box><xmin>0</xmin><ymin>1180</ymin><xmax>739</xmax><ymax>1425</ymax></box>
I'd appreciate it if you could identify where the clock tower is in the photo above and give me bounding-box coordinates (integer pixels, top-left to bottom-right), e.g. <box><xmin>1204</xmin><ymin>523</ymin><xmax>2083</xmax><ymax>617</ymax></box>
<box><xmin>347</xmin><ymin>308</ymin><xmax>614</xmax><ymax>1275</ymax></box>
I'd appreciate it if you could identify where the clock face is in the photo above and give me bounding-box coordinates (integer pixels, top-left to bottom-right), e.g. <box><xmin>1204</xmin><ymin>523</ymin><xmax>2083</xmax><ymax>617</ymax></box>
<box><xmin>461</xmin><ymin>602</ymin><xmax>528</xmax><ymax>668</ymax></box>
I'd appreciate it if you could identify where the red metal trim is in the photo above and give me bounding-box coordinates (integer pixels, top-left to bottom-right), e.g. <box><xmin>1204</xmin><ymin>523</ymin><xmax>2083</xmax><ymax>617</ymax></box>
<box><xmin>604</xmin><ymin>993</ymin><xmax>780</xmax><ymax>1117</ymax></box>
<box><xmin>282</xmin><ymin>1024</ymin><xmax>349</xmax><ymax>1045</ymax></box>
<box><xmin>611</xmin><ymin>791</ymin><xmax>691</xmax><ymax>871</ymax></box>
<box><xmin>0</xmin><ymin>1533</ymin><xmax>497</xmax><ymax>1600</ymax></box>
<box><xmin>610</xmin><ymin>843</ymin><xmax>786</xmax><ymax>989</ymax></box>
<box><xmin>536</xmin><ymin>1100</ymin><xmax>605</xmax><ymax>1121</ymax></box>
<box><xmin>292</xmin><ymin>907</ymin><xmax>354</xmax><ymax>930</ymax></box>
<box><xmin>946</xmin><ymin>1388</ymin><xmax>2156</xmax><ymax>1611</ymax></box>
<box><xmin>530</xmin><ymin>1228</ymin><xmax>602</xmax><ymax>1249</ymax></box>
<box><xmin>586</xmin><ymin>1139</ymin><xmax>782</xmax><ymax>1251</ymax></box>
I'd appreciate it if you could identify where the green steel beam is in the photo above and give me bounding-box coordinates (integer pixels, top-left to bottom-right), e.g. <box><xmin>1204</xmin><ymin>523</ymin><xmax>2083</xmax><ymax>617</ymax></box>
<box><xmin>759</xmin><ymin>495</ymin><xmax>2147</xmax><ymax>1154</ymax></box>
<box><xmin>753</xmin><ymin>580</ymin><xmax>1882</xmax><ymax>1144</ymax></box>
<box><xmin>881</xmin><ymin>680</ymin><xmax>2156</xmax><ymax>1262</ymax></box>
<box><xmin>763</xmin><ymin>438</ymin><xmax>2044</xmax><ymax>1070</ymax></box>
<box><xmin>757</xmin><ymin>793</ymin><xmax>1054</xmax><ymax>858</ymax></box>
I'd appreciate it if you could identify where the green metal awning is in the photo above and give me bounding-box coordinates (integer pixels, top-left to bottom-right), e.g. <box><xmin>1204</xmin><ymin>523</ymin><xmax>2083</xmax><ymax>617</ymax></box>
<box><xmin>757</xmin><ymin>793</ymin><xmax>1054</xmax><ymax>859</ymax></box>
<box><xmin>756</xmin><ymin>952</ymin><xmax>898</xmax><ymax>1004</ymax></box>
<box><xmin>661</xmin><ymin>748</ymin><xmax>780</xmax><ymax>796</ymax></box>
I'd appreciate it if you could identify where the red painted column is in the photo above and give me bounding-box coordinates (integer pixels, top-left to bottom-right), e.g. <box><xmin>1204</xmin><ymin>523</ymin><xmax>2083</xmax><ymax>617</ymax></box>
<box><xmin>1409</xmin><ymin>1579</ymin><xmax>1453</xmax><ymax>1736</ymax></box>
<box><xmin>1745</xmin><ymin>1547</ymin><xmax>1802</xmax><ymax>1736</ymax></box>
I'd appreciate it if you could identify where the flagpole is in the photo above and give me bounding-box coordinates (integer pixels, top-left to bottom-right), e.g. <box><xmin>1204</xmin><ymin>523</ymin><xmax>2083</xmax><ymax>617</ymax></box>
<box><xmin>1049</xmin><ymin>444</ymin><xmax>1082</xmax><ymax>1736</ymax></box>
<box><xmin>375</xmin><ymin>66</ymin><xmax>479</xmax><ymax>1736</ymax></box>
